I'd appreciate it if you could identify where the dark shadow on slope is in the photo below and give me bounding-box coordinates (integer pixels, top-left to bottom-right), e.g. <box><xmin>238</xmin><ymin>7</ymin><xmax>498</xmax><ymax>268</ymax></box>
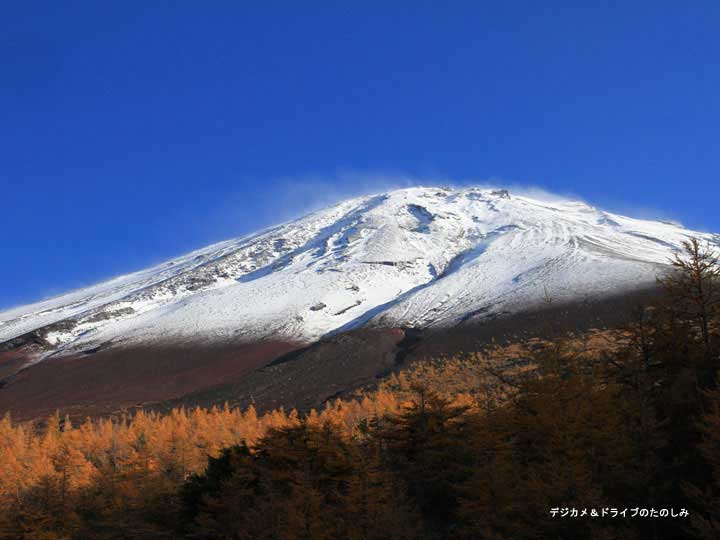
<box><xmin>407</xmin><ymin>204</ymin><xmax>435</xmax><ymax>233</ymax></box>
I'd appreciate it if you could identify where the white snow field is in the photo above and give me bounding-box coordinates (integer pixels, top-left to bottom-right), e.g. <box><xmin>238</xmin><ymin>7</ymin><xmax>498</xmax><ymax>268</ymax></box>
<box><xmin>1</xmin><ymin>186</ymin><xmax>717</xmax><ymax>362</ymax></box>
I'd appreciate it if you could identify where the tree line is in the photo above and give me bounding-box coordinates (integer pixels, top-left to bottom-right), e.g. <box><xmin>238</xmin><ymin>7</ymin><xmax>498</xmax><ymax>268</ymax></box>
<box><xmin>0</xmin><ymin>238</ymin><xmax>718</xmax><ymax>540</ymax></box>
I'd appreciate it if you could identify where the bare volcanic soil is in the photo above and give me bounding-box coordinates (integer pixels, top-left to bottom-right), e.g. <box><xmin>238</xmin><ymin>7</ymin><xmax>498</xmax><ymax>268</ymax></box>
<box><xmin>159</xmin><ymin>327</ymin><xmax>409</xmax><ymax>415</ymax></box>
<box><xmin>0</xmin><ymin>340</ymin><xmax>302</xmax><ymax>421</ymax></box>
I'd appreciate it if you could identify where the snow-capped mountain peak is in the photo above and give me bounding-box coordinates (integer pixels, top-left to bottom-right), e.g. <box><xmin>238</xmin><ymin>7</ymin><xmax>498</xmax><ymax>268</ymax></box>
<box><xmin>2</xmin><ymin>186</ymin><xmax>716</xmax><ymax>364</ymax></box>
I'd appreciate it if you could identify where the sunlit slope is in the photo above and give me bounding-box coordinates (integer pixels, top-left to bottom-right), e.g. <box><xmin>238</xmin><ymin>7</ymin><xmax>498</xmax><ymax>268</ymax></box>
<box><xmin>2</xmin><ymin>186</ymin><xmax>716</xmax><ymax>363</ymax></box>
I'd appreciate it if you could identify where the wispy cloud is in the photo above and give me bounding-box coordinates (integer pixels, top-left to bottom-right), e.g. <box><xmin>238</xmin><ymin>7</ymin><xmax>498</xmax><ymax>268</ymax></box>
<box><xmin>241</xmin><ymin>171</ymin><xmax>584</xmax><ymax>221</ymax></box>
<box><xmin>207</xmin><ymin>171</ymin><xmax>694</xmax><ymax>238</ymax></box>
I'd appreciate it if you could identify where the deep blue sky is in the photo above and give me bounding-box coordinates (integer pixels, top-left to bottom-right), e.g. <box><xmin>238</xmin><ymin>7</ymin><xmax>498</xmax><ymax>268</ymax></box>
<box><xmin>2</xmin><ymin>1</ymin><xmax>719</xmax><ymax>309</ymax></box>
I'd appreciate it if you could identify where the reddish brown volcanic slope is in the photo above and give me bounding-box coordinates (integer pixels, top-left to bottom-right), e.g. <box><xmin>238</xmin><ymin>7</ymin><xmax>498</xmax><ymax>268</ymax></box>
<box><xmin>0</xmin><ymin>341</ymin><xmax>302</xmax><ymax>421</ymax></box>
<box><xmin>0</xmin><ymin>346</ymin><xmax>41</xmax><ymax>380</ymax></box>
<box><xmin>0</xmin><ymin>287</ymin><xmax>663</xmax><ymax>422</ymax></box>
<box><xmin>161</xmin><ymin>327</ymin><xmax>409</xmax><ymax>415</ymax></box>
